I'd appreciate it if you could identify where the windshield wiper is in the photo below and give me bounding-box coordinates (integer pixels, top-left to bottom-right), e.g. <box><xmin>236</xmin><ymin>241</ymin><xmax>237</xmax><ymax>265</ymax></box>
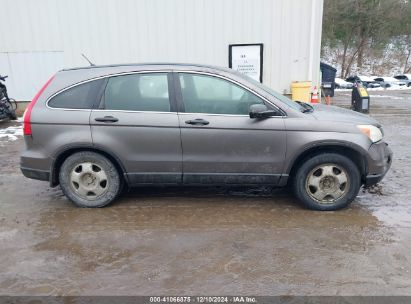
<box><xmin>295</xmin><ymin>101</ymin><xmax>314</xmax><ymax>113</ymax></box>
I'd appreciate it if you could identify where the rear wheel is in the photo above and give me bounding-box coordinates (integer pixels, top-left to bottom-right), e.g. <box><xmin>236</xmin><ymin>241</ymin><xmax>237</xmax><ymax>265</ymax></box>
<box><xmin>59</xmin><ymin>151</ymin><xmax>121</xmax><ymax>207</ymax></box>
<box><xmin>293</xmin><ymin>153</ymin><xmax>361</xmax><ymax>211</ymax></box>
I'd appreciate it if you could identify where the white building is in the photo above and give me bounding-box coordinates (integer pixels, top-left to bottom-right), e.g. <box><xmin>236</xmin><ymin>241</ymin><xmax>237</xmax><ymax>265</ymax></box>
<box><xmin>0</xmin><ymin>0</ymin><xmax>323</xmax><ymax>100</ymax></box>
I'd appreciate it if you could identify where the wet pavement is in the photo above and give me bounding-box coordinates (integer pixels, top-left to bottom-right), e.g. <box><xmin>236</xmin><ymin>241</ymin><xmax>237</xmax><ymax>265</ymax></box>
<box><xmin>0</xmin><ymin>90</ymin><xmax>411</xmax><ymax>296</ymax></box>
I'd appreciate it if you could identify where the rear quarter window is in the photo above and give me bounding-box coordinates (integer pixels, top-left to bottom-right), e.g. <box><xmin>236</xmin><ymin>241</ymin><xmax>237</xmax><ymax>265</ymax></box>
<box><xmin>48</xmin><ymin>79</ymin><xmax>104</xmax><ymax>109</ymax></box>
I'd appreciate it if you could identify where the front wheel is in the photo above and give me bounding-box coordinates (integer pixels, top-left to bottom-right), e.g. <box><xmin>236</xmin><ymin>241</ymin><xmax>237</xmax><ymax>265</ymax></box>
<box><xmin>59</xmin><ymin>151</ymin><xmax>122</xmax><ymax>207</ymax></box>
<box><xmin>293</xmin><ymin>153</ymin><xmax>361</xmax><ymax>211</ymax></box>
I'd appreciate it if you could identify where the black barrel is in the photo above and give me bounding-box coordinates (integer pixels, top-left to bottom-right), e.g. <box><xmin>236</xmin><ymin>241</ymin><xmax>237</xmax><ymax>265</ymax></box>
<box><xmin>320</xmin><ymin>62</ymin><xmax>337</xmax><ymax>97</ymax></box>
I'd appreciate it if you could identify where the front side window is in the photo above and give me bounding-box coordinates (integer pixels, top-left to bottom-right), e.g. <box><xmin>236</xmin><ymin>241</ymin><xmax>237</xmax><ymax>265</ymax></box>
<box><xmin>48</xmin><ymin>79</ymin><xmax>104</xmax><ymax>109</ymax></box>
<box><xmin>104</xmin><ymin>73</ymin><xmax>170</xmax><ymax>112</ymax></box>
<box><xmin>179</xmin><ymin>73</ymin><xmax>264</xmax><ymax>115</ymax></box>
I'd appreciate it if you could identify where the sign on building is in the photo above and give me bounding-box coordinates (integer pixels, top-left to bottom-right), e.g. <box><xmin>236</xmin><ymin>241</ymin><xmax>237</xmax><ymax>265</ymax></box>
<box><xmin>229</xmin><ymin>44</ymin><xmax>263</xmax><ymax>83</ymax></box>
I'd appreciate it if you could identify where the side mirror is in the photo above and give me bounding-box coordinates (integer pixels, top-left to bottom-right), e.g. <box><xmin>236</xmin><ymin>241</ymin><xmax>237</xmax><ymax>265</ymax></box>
<box><xmin>249</xmin><ymin>104</ymin><xmax>279</xmax><ymax>119</ymax></box>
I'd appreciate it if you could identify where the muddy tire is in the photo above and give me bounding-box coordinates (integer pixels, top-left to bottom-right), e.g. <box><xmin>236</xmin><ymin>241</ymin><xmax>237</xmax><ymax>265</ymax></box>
<box><xmin>59</xmin><ymin>151</ymin><xmax>121</xmax><ymax>208</ymax></box>
<box><xmin>293</xmin><ymin>153</ymin><xmax>361</xmax><ymax>211</ymax></box>
<box><xmin>9</xmin><ymin>110</ymin><xmax>17</xmax><ymax>120</ymax></box>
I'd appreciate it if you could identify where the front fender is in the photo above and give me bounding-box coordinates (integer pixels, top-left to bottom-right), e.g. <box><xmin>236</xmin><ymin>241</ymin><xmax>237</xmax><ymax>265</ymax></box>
<box><xmin>284</xmin><ymin>132</ymin><xmax>371</xmax><ymax>176</ymax></box>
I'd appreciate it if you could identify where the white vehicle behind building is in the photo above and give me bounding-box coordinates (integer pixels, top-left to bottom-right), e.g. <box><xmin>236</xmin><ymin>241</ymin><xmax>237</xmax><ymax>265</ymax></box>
<box><xmin>335</xmin><ymin>77</ymin><xmax>354</xmax><ymax>89</ymax></box>
<box><xmin>394</xmin><ymin>74</ymin><xmax>411</xmax><ymax>87</ymax></box>
<box><xmin>374</xmin><ymin>77</ymin><xmax>407</xmax><ymax>88</ymax></box>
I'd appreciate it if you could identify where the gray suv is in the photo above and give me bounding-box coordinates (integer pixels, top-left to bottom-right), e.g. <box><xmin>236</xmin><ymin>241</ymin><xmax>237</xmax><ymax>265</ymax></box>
<box><xmin>20</xmin><ymin>64</ymin><xmax>392</xmax><ymax>210</ymax></box>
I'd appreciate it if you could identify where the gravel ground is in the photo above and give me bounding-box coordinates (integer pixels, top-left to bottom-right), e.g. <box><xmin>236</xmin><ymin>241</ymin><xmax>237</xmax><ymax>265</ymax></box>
<box><xmin>0</xmin><ymin>90</ymin><xmax>410</xmax><ymax>296</ymax></box>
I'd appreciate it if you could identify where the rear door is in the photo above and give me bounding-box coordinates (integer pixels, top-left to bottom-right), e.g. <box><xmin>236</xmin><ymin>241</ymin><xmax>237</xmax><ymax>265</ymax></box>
<box><xmin>90</xmin><ymin>72</ymin><xmax>182</xmax><ymax>185</ymax></box>
<box><xmin>176</xmin><ymin>72</ymin><xmax>286</xmax><ymax>185</ymax></box>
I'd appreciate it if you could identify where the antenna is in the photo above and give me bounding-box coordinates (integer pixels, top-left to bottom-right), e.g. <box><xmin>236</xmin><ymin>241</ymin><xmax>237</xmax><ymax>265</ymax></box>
<box><xmin>81</xmin><ymin>53</ymin><xmax>95</xmax><ymax>66</ymax></box>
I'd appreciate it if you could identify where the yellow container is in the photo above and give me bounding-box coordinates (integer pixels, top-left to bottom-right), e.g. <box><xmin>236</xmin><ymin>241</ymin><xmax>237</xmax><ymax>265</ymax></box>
<box><xmin>291</xmin><ymin>81</ymin><xmax>312</xmax><ymax>103</ymax></box>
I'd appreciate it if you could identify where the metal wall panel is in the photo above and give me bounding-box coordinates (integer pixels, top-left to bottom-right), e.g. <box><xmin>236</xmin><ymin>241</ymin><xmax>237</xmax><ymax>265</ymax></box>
<box><xmin>0</xmin><ymin>52</ymin><xmax>64</xmax><ymax>100</ymax></box>
<box><xmin>0</xmin><ymin>0</ymin><xmax>323</xmax><ymax>98</ymax></box>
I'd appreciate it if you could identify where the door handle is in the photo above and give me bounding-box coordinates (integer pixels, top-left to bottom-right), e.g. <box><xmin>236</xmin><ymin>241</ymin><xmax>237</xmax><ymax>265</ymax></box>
<box><xmin>185</xmin><ymin>118</ymin><xmax>209</xmax><ymax>125</ymax></box>
<box><xmin>95</xmin><ymin>116</ymin><xmax>119</xmax><ymax>123</ymax></box>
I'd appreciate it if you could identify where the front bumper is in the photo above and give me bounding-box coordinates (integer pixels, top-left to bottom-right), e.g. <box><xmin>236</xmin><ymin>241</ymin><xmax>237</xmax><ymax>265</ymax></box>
<box><xmin>364</xmin><ymin>141</ymin><xmax>393</xmax><ymax>186</ymax></box>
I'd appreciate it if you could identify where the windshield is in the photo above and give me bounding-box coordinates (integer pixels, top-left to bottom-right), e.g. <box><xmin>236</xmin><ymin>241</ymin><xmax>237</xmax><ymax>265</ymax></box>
<box><xmin>235</xmin><ymin>73</ymin><xmax>304</xmax><ymax>111</ymax></box>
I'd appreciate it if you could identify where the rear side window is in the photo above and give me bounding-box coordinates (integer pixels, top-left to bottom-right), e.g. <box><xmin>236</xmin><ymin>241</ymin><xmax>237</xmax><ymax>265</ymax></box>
<box><xmin>48</xmin><ymin>79</ymin><xmax>104</xmax><ymax>109</ymax></box>
<box><xmin>104</xmin><ymin>73</ymin><xmax>170</xmax><ymax>112</ymax></box>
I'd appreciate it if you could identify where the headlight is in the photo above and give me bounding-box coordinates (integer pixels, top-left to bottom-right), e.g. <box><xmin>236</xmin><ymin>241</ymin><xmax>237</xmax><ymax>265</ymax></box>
<box><xmin>357</xmin><ymin>125</ymin><xmax>383</xmax><ymax>143</ymax></box>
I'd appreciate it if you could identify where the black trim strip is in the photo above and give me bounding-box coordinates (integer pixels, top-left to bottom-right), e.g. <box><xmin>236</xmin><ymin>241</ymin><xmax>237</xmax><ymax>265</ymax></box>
<box><xmin>172</xmin><ymin>71</ymin><xmax>185</xmax><ymax>112</ymax></box>
<box><xmin>183</xmin><ymin>173</ymin><xmax>280</xmax><ymax>185</ymax></box>
<box><xmin>126</xmin><ymin>172</ymin><xmax>182</xmax><ymax>185</ymax></box>
<box><xmin>21</xmin><ymin>167</ymin><xmax>50</xmax><ymax>182</ymax></box>
<box><xmin>167</xmin><ymin>72</ymin><xmax>178</xmax><ymax>112</ymax></box>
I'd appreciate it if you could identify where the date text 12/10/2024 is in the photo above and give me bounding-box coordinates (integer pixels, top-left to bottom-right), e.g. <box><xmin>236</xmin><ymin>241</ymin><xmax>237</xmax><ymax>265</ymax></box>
<box><xmin>149</xmin><ymin>296</ymin><xmax>257</xmax><ymax>303</ymax></box>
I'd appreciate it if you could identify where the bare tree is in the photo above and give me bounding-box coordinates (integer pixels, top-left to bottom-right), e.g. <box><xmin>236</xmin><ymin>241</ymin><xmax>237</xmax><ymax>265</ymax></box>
<box><xmin>322</xmin><ymin>0</ymin><xmax>411</xmax><ymax>77</ymax></box>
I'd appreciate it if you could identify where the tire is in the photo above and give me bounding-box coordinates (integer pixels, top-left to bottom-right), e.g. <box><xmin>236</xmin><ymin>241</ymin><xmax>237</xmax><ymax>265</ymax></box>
<box><xmin>59</xmin><ymin>151</ymin><xmax>121</xmax><ymax>207</ymax></box>
<box><xmin>0</xmin><ymin>99</ymin><xmax>17</xmax><ymax>120</ymax></box>
<box><xmin>293</xmin><ymin>153</ymin><xmax>361</xmax><ymax>211</ymax></box>
<box><xmin>9</xmin><ymin>109</ymin><xmax>17</xmax><ymax>120</ymax></box>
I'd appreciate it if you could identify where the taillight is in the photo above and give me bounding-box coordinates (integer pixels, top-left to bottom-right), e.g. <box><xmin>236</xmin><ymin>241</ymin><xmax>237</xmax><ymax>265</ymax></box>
<box><xmin>24</xmin><ymin>75</ymin><xmax>55</xmax><ymax>136</ymax></box>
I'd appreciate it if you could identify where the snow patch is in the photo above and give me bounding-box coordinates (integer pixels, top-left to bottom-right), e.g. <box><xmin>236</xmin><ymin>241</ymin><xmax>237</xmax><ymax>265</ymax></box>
<box><xmin>371</xmin><ymin>95</ymin><xmax>404</xmax><ymax>100</ymax></box>
<box><xmin>0</xmin><ymin>124</ymin><xmax>23</xmax><ymax>141</ymax></box>
<box><xmin>336</xmin><ymin>86</ymin><xmax>411</xmax><ymax>92</ymax></box>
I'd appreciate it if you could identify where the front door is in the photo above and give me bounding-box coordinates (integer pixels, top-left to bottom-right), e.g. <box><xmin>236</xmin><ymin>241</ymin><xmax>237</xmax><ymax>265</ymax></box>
<box><xmin>176</xmin><ymin>72</ymin><xmax>286</xmax><ymax>185</ymax></box>
<box><xmin>90</xmin><ymin>72</ymin><xmax>182</xmax><ymax>185</ymax></box>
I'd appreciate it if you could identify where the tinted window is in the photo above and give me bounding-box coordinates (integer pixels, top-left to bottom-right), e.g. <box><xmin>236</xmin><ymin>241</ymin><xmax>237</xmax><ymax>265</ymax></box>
<box><xmin>179</xmin><ymin>73</ymin><xmax>264</xmax><ymax>115</ymax></box>
<box><xmin>48</xmin><ymin>79</ymin><xmax>103</xmax><ymax>109</ymax></box>
<box><xmin>395</xmin><ymin>75</ymin><xmax>406</xmax><ymax>80</ymax></box>
<box><xmin>104</xmin><ymin>73</ymin><xmax>170</xmax><ymax>112</ymax></box>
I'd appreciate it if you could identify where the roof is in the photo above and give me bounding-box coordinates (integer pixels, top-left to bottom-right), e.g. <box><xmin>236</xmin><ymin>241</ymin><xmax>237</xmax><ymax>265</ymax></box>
<box><xmin>394</xmin><ymin>74</ymin><xmax>411</xmax><ymax>79</ymax></box>
<box><xmin>62</xmin><ymin>62</ymin><xmax>230</xmax><ymax>72</ymax></box>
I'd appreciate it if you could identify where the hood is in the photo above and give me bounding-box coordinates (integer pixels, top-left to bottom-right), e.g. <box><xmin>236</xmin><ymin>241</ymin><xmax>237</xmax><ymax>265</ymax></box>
<box><xmin>311</xmin><ymin>104</ymin><xmax>380</xmax><ymax>126</ymax></box>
